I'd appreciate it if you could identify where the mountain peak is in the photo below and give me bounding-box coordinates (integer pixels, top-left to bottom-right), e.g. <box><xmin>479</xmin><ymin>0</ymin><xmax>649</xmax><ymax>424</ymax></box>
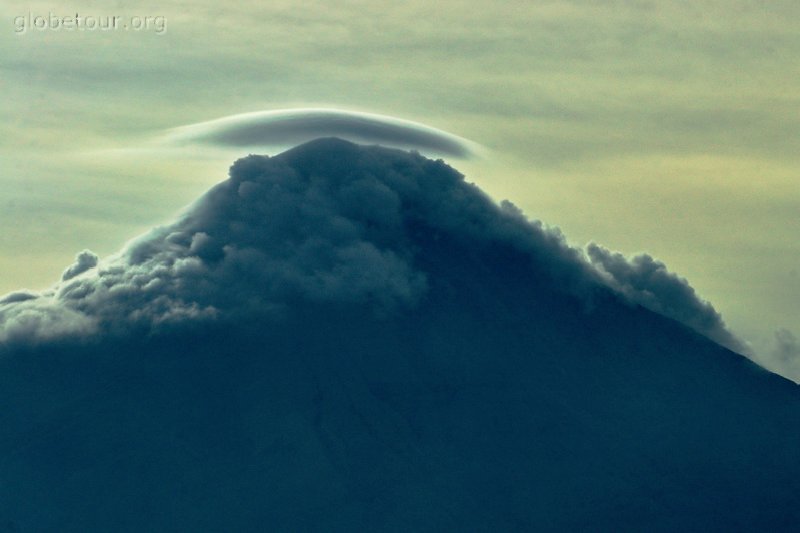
<box><xmin>1</xmin><ymin>140</ymin><xmax>800</xmax><ymax>530</ymax></box>
<box><xmin>1</xmin><ymin>139</ymin><xmax>597</xmax><ymax>342</ymax></box>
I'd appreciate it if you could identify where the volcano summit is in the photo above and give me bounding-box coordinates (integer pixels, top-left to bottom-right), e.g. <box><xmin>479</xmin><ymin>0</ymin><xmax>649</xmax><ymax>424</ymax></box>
<box><xmin>1</xmin><ymin>139</ymin><xmax>799</xmax><ymax>531</ymax></box>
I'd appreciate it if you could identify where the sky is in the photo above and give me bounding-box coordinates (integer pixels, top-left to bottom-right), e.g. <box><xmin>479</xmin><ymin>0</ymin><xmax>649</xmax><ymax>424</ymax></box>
<box><xmin>2</xmin><ymin>0</ymin><xmax>799</xmax><ymax>374</ymax></box>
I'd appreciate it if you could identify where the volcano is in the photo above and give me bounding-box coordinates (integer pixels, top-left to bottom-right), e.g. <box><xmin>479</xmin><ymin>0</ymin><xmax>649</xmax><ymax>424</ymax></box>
<box><xmin>1</xmin><ymin>138</ymin><xmax>799</xmax><ymax>531</ymax></box>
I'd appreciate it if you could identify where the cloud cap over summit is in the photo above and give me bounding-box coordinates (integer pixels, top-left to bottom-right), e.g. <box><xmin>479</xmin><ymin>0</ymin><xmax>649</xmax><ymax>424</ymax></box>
<box><xmin>161</xmin><ymin>108</ymin><xmax>480</xmax><ymax>158</ymax></box>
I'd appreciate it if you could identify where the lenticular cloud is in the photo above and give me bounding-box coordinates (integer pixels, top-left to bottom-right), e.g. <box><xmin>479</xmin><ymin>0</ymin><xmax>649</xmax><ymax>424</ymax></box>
<box><xmin>160</xmin><ymin>108</ymin><xmax>479</xmax><ymax>158</ymax></box>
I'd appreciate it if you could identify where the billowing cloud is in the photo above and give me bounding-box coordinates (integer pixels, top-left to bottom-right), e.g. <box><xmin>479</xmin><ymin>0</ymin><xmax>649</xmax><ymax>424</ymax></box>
<box><xmin>160</xmin><ymin>108</ymin><xmax>480</xmax><ymax>158</ymax></box>
<box><xmin>0</xmin><ymin>290</ymin><xmax>39</xmax><ymax>305</ymax></box>
<box><xmin>586</xmin><ymin>243</ymin><xmax>748</xmax><ymax>354</ymax></box>
<box><xmin>61</xmin><ymin>250</ymin><xmax>99</xmax><ymax>281</ymax></box>
<box><xmin>0</xmin><ymin>138</ymin><xmax>746</xmax><ymax>360</ymax></box>
<box><xmin>0</xmin><ymin>299</ymin><xmax>97</xmax><ymax>345</ymax></box>
<box><xmin>0</xmin><ymin>138</ymin><xmax>591</xmax><ymax>345</ymax></box>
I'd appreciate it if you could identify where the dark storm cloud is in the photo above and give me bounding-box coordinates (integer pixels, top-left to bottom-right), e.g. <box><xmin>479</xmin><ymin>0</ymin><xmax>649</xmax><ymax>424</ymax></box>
<box><xmin>0</xmin><ymin>139</ymin><xmax>589</xmax><ymax>344</ymax></box>
<box><xmin>162</xmin><ymin>108</ymin><xmax>479</xmax><ymax>158</ymax></box>
<box><xmin>0</xmin><ymin>138</ymin><xmax>743</xmax><ymax>355</ymax></box>
<box><xmin>586</xmin><ymin>243</ymin><xmax>748</xmax><ymax>354</ymax></box>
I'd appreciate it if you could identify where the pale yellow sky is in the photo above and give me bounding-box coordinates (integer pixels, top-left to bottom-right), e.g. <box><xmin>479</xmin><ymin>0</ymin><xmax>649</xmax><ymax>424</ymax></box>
<box><xmin>2</xmin><ymin>0</ymin><xmax>798</xmax><ymax>376</ymax></box>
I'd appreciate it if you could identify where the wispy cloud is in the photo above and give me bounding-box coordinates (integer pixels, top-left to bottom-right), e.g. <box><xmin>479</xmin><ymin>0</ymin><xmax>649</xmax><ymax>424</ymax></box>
<box><xmin>586</xmin><ymin>243</ymin><xmax>748</xmax><ymax>354</ymax></box>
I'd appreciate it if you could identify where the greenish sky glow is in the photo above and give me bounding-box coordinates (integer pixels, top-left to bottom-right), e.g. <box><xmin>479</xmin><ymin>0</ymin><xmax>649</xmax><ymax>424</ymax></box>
<box><xmin>2</xmin><ymin>0</ymin><xmax>799</xmax><ymax>376</ymax></box>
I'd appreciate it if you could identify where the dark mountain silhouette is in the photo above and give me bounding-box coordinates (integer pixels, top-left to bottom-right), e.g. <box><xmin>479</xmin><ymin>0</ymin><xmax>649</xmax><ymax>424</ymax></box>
<box><xmin>1</xmin><ymin>139</ymin><xmax>799</xmax><ymax>531</ymax></box>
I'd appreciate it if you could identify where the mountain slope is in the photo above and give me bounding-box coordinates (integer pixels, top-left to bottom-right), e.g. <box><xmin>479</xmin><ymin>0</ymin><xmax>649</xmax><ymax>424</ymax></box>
<box><xmin>0</xmin><ymin>138</ymin><xmax>798</xmax><ymax>531</ymax></box>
